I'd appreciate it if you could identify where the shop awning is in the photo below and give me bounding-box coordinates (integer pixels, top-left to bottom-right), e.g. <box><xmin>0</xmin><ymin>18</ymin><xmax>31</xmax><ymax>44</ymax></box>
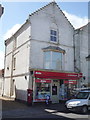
<box><xmin>34</xmin><ymin>70</ymin><xmax>82</xmax><ymax>80</ymax></box>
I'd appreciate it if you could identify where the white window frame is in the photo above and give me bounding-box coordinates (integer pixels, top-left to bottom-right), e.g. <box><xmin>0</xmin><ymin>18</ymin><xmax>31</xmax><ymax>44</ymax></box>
<box><xmin>44</xmin><ymin>51</ymin><xmax>62</xmax><ymax>70</ymax></box>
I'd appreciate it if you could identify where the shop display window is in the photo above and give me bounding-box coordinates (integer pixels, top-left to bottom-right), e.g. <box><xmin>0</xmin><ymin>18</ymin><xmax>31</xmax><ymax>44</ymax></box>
<box><xmin>59</xmin><ymin>80</ymin><xmax>77</xmax><ymax>100</ymax></box>
<box><xmin>35</xmin><ymin>82</ymin><xmax>50</xmax><ymax>99</ymax></box>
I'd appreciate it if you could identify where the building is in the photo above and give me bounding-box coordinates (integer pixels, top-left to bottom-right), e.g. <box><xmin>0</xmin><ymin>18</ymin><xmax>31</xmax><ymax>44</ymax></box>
<box><xmin>0</xmin><ymin>4</ymin><xmax>4</xmax><ymax>18</ymax></box>
<box><xmin>3</xmin><ymin>2</ymin><xmax>83</xmax><ymax>104</ymax></box>
<box><xmin>74</xmin><ymin>23</ymin><xmax>89</xmax><ymax>87</ymax></box>
<box><xmin>0</xmin><ymin>69</ymin><xmax>4</xmax><ymax>96</ymax></box>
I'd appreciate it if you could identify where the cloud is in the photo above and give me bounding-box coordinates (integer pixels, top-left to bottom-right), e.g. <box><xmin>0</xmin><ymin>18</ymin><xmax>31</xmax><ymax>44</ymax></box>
<box><xmin>3</xmin><ymin>12</ymin><xmax>88</xmax><ymax>41</ymax></box>
<box><xmin>63</xmin><ymin>11</ymin><xmax>88</xmax><ymax>29</ymax></box>
<box><xmin>0</xmin><ymin>51</ymin><xmax>4</xmax><ymax>69</ymax></box>
<box><xmin>3</xmin><ymin>24</ymin><xmax>22</xmax><ymax>40</ymax></box>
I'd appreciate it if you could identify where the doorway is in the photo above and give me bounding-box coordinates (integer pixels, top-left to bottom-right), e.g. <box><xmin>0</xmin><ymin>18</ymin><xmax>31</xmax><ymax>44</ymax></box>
<box><xmin>51</xmin><ymin>80</ymin><xmax>59</xmax><ymax>103</ymax></box>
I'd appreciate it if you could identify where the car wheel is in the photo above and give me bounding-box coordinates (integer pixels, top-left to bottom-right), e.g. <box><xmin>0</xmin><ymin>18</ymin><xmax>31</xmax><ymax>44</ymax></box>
<box><xmin>82</xmin><ymin>106</ymin><xmax>88</xmax><ymax>114</ymax></box>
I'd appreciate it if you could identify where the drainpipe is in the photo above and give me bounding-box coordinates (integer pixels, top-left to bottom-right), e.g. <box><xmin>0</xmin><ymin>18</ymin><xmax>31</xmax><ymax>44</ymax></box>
<box><xmin>73</xmin><ymin>29</ymin><xmax>81</xmax><ymax>73</ymax></box>
<box><xmin>10</xmin><ymin>36</ymin><xmax>15</xmax><ymax>97</ymax></box>
<box><xmin>2</xmin><ymin>40</ymin><xmax>7</xmax><ymax>96</ymax></box>
<box><xmin>73</xmin><ymin>30</ymin><xmax>77</xmax><ymax>72</ymax></box>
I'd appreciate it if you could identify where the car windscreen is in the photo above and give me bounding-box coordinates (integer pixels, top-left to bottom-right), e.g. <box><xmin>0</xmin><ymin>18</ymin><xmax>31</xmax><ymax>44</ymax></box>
<box><xmin>76</xmin><ymin>92</ymin><xmax>89</xmax><ymax>99</ymax></box>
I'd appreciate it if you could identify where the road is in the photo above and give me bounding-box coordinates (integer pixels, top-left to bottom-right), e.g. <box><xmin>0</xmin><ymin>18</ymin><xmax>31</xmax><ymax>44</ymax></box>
<box><xmin>0</xmin><ymin>97</ymin><xmax>90</xmax><ymax>120</ymax></box>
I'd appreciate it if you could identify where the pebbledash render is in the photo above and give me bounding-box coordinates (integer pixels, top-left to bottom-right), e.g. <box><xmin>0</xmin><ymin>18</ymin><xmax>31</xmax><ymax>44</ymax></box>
<box><xmin>3</xmin><ymin>2</ymin><xmax>89</xmax><ymax>104</ymax></box>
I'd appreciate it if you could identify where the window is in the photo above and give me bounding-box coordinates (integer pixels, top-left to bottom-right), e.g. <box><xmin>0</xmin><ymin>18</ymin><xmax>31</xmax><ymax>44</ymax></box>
<box><xmin>13</xmin><ymin>38</ymin><xmax>17</xmax><ymax>49</ymax></box>
<box><xmin>50</xmin><ymin>30</ymin><xmax>57</xmax><ymax>42</ymax></box>
<box><xmin>44</xmin><ymin>51</ymin><xmax>62</xmax><ymax>70</ymax></box>
<box><xmin>13</xmin><ymin>57</ymin><xmax>16</xmax><ymax>70</ymax></box>
<box><xmin>35</xmin><ymin>82</ymin><xmax>50</xmax><ymax>99</ymax></box>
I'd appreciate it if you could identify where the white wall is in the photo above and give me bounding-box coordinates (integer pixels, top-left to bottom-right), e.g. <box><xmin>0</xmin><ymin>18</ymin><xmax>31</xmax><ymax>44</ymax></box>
<box><xmin>0</xmin><ymin>77</ymin><xmax>2</xmax><ymax>95</ymax></box>
<box><xmin>4</xmin><ymin>22</ymin><xmax>31</xmax><ymax>100</ymax></box>
<box><xmin>4</xmin><ymin>78</ymin><xmax>10</xmax><ymax>96</ymax></box>
<box><xmin>13</xmin><ymin>76</ymin><xmax>29</xmax><ymax>101</ymax></box>
<box><xmin>74</xmin><ymin>25</ymin><xmax>88</xmax><ymax>87</ymax></box>
<box><xmin>29</xmin><ymin>3</ymin><xmax>74</xmax><ymax>72</ymax></box>
<box><xmin>80</xmin><ymin>26</ymin><xmax>88</xmax><ymax>86</ymax></box>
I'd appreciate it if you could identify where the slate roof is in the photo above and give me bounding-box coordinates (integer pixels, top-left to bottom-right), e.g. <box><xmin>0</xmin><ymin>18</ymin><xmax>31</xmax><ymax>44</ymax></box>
<box><xmin>5</xmin><ymin>1</ymin><xmax>74</xmax><ymax>42</ymax></box>
<box><xmin>29</xmin><ymin>2</ymin><xmax>74</xmax><ymax>29</ymax></box>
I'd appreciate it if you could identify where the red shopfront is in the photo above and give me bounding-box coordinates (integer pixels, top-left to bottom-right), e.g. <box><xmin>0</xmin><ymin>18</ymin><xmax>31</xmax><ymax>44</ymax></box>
<box><xmin>33</xmin><ymin>70</ymin><xmax>82</xmax><ymax>102</ymax></box>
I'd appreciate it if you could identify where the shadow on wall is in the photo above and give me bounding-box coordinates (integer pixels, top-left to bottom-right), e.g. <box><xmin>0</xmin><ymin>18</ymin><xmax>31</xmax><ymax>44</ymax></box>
<box><xmin>15</xmin><ymin>88</ymin><xmax>27</xmax><ymax>103</ymax></box>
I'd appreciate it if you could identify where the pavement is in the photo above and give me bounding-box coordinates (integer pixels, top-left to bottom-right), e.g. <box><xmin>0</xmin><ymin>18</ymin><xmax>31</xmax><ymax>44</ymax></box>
<box><xmin>0</xmin><ymin>96</ymin><xmax>90</xmax><ymax>120</ymax></box>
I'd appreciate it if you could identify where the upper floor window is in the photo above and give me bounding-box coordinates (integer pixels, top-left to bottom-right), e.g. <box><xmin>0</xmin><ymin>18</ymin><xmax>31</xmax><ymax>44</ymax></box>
<box><xmin>43</xmin><ymin>46</ymin><xmax>65</xmax><ymax>71</ymax></box>
<box><xmin>50</xmin><ymin>30</ymin><xmax>57</xmax><ymax>42</ymax></box>
<box><xmin>44</xmin><ymin>51</ymin><xmax>62</xmax><ymax>70</ymax></box>
<box><xmin>13</xmin><ymin>57</ymin><xmax>16</xmax><ymax>70</ymax></box>
<box><xmin>13</xmin><ymin>38</ymin><xmax>17</xmax><ymax>50</ymax></box>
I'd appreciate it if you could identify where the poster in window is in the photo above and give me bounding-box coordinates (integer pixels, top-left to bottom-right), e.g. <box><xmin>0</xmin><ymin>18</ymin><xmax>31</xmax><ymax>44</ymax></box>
<box><xmin>52</xmin><ymin>86</ymin><xmax>57</xmax><ymax>95</ymax></box>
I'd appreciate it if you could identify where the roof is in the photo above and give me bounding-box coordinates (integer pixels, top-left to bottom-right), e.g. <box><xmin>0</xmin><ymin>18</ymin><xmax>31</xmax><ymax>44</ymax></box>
<box><xmin>5</xmin><ymin>19</ymin><xmax>30</xmax><ymax>45</ymax></box>
<box><xmin>5</xmin><ymin>1</ymin><xmax>89</xmax><ymax>44</ymax></box>
<box><xmin>29</xmin><ymin>2</ymin><xmax>74</xmax><ymax>29</ymax></box>
<box><xmin>42</xmin><ymin>46</ymin><xmax>65</xmax><ymax>53</ymax></box>
<box><xmin>75</xmin><ymin>22</ymin><xmax>89</xmax><ymax>30</ymax></box>
<box><xmin>5</xmin><ymin>1</ymin><xmax>75</xmax><ymax>44</ymax></box>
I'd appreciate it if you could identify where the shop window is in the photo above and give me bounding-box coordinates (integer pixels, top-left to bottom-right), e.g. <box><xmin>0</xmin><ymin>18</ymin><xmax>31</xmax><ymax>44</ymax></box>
<box><xmin>35</xmin><ymin>82</ymin><xmax>50</xmax><ymax>99</ymax></box>
<box><xmin>44</xmin><ymin>51</ymin><xmax>62</xmax><ymax>70</ymax></box>
<box><xmin>59</xmin><ymin>80</ymin><xmax>77</xmax><ymax>100</ymax></box>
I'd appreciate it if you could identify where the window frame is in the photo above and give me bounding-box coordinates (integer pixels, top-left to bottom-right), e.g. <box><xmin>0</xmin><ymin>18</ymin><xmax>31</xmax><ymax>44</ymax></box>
<box><xmin>13</xmin><ymin>37</ymin><xmax>17</xmax><ymax>50</ymax></box>
<box><xmin>13</xmin><ymin>57</ymin><xmax>16</xmax><ymax>70</ymax></box>
<box><xmin>44</xmin><ymin>51</ymin><xmax>62</xmax><ymax>70</ymax></box>
<box><xmin>50</xmin><ymin>29</ymin><xmax>58</xmax><ymax>43</ymax></box>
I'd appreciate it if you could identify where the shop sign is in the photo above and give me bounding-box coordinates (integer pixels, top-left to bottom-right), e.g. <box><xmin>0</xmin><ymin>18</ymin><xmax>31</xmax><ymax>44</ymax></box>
<box><xmin>64</xmin><ymin>80</ymin><xmax>77</xmax><ymax>84</ymax></box>
<box><xmin>34</xmin><ymin>70</ymin><xmax>83</xmax><ymax>80</ymax></box>
<box><xmin>35</xmin><ymin>79</ymin><xmax>51</xmax><ymax>83</ymax></box>
<box><xmin>35</xmin><ymin>72</ymin><xmax>42</xmax><ymax>75</ymax></box>
<box><xmin>34</xmin><ymin>99</ymin><xmax>46</xmax><ymax>102</ymax></box>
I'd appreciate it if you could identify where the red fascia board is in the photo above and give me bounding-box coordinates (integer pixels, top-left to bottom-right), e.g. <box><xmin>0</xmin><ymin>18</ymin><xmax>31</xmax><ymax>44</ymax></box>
<box><xmin>34</xmin><ymin>70</ymin><xmax>83</xmax><ymax>80</ymax></box>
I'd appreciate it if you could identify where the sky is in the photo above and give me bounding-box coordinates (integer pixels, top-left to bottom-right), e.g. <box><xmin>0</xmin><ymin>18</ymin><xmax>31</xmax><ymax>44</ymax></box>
<box><xmin>0</xmin><ymin>1</ymin><xmax>89</xmax><ymax>69</ymax></box>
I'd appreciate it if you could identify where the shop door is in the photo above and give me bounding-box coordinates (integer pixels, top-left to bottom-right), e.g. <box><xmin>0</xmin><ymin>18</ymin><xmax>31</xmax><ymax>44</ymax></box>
<box><xmin>51</xmin><ymin>80</ymin><xmax>59</xmax><ymax>103</ymax></box>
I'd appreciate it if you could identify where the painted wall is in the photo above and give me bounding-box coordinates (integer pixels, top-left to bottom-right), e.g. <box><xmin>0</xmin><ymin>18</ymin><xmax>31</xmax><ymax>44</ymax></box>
<box><xmin>30</xmin><ymin>3</ymin><xmax>74</xmax><ymax>72</ymax></box>
<box><xmin>4</xmin><ymin>22</ymin><xmax>31</xmax><ymax>99</ymax></box>
<box><xmin>74</xmin><ymin>25</ymin><xmax>88</xmax><ymax>87</ymax></box>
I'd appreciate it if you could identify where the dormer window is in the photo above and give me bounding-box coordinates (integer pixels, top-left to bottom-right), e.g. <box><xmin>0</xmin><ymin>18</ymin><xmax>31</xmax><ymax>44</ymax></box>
<box><xmin>50</xmin><ymin>30</ymin><xmax>57</xmax><ymax>42</ymax></box>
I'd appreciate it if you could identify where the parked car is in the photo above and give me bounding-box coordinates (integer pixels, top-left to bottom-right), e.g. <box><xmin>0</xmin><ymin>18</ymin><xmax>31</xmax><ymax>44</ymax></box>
<box><xmin>65</xmin><ymin>90</ymin><xmax>90</xmax><ymax>113</ymax></box>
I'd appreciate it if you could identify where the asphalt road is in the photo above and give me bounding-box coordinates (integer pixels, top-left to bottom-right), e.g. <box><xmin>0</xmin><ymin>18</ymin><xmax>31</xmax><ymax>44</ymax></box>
<box><xmin>0</xmin><ymin>97</ymin><xmax>90</xmax><ymax>120</ymax></box>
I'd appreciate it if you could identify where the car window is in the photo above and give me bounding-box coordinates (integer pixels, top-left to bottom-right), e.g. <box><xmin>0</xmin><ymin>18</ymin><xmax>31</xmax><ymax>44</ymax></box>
<box><xmin>76</xmin><ymin>92</ymin><xmax>89</xmax><ymax>99</ymax></box>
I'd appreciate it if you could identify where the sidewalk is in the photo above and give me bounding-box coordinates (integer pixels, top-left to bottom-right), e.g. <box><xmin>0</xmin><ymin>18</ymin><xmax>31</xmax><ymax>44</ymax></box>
<box><xmin>0</xmin><ymin>96</ymin><xmax>15</xmax><ymax>101</ymax></box>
